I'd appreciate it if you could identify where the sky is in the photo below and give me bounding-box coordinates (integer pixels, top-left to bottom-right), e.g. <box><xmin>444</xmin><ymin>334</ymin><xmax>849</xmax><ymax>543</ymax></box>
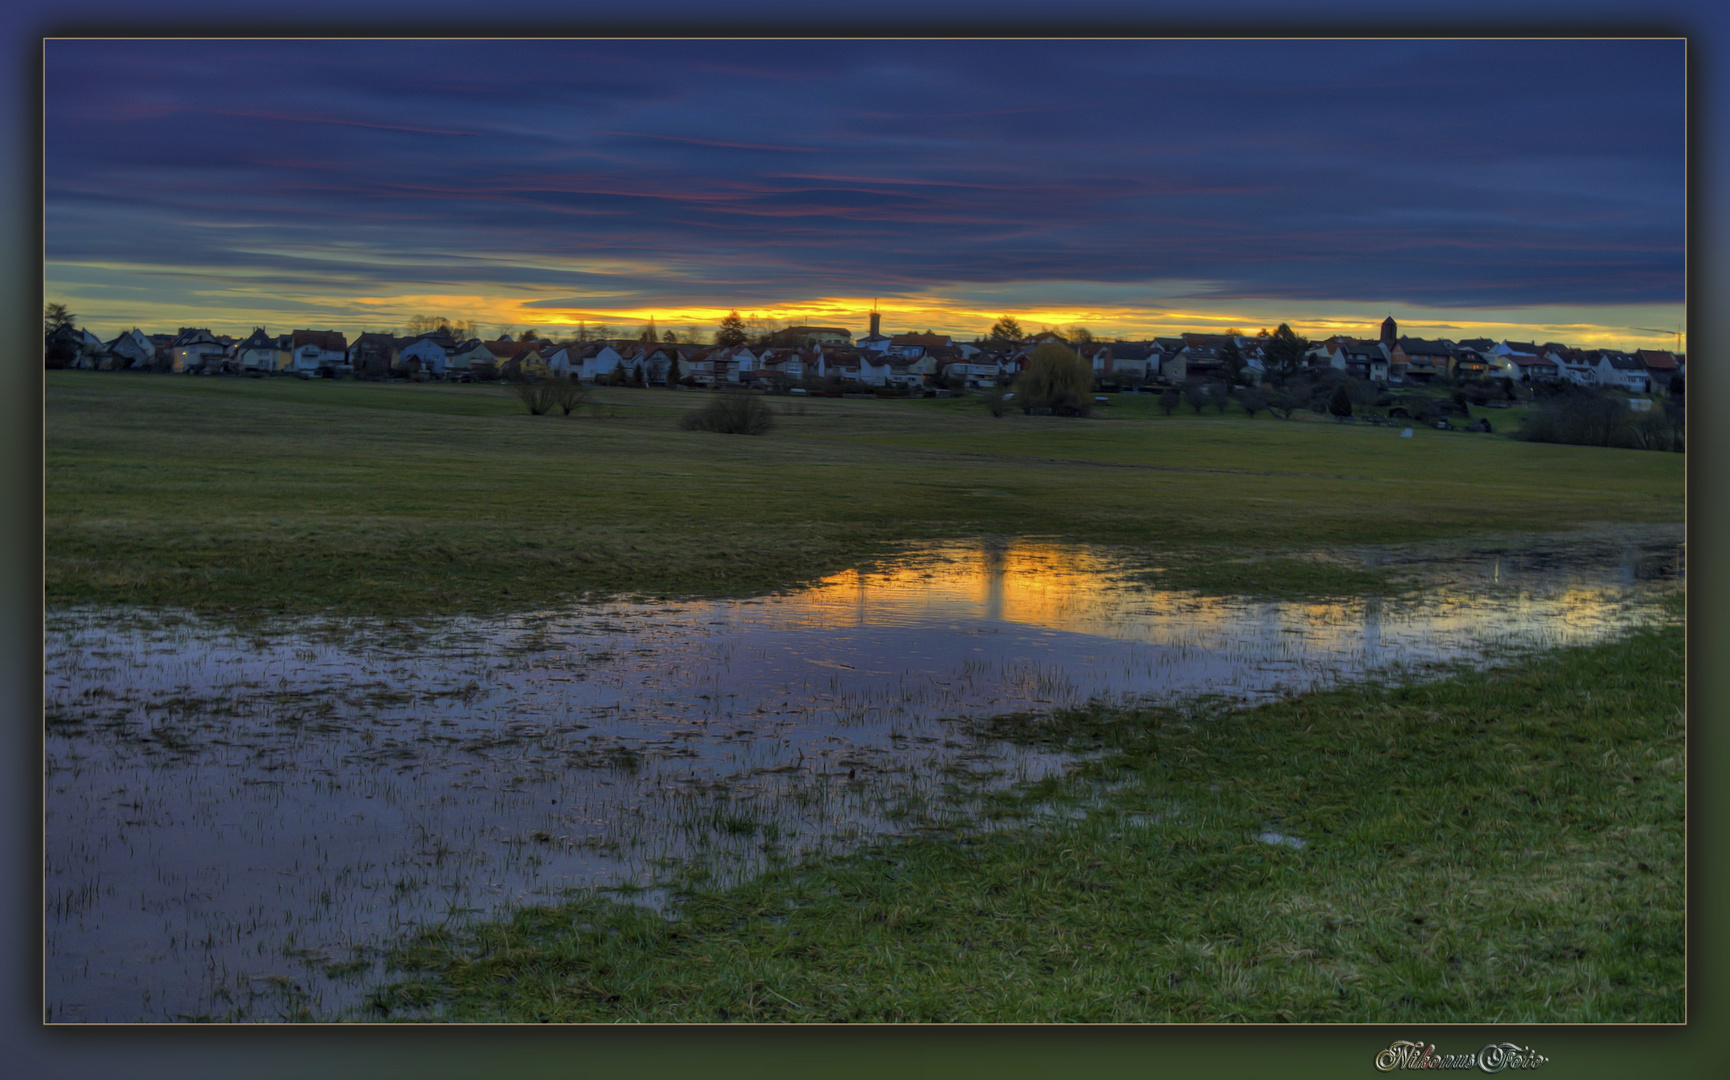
<box><xmin>43</xmin><ymin>38</ymin><xmax>1686</xmax><ymax>350</ymax></box>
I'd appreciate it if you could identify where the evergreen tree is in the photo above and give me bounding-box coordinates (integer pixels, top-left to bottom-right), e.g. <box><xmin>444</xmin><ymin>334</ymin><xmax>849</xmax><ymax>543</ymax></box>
<box><xmin>1328</xmin><ymin>383</ymin><xmax>1354</xmax><ymax>419</ymax></box>
<box><xmin>44</xmin><ymin>302</ymin><xmax>76</xmax><ymax>341</ymax></box>
<box><xmin>715</xmin><ymin>311</ymin><xmax>749</xmax><ymax>347</ymax></box>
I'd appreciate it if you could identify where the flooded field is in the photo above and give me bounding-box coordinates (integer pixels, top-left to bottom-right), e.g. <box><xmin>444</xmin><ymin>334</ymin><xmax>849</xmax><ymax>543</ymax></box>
<box><xmin>43</xmin><ymin>532</ymin><xmax>1682</xmax><ymax>1022</ymax></box>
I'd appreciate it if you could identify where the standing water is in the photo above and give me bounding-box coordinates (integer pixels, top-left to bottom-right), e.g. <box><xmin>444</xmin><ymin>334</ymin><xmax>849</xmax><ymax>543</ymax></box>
<box><xmin>43</xmin><ymin>534</ymin><xmax>1681</xmax><ymax>1021</ymax></box>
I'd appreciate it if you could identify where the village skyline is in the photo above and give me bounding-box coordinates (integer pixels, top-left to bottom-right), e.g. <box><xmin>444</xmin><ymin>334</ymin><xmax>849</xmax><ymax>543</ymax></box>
<box><xmin>48</xmin><ymin>305</ymin><xmax>1687</xmax><ymax>361</ymax></box>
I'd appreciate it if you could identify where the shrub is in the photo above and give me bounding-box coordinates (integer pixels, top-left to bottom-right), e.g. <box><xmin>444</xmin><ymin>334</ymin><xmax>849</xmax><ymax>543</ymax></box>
<box><xmin>1517</xmin><ymin>388</ymin><xmax>1683</xmax><ymax>451</ymax></box>
<box><xmin>551</xmin><ymin>378</ymin><xmax>590</xmax><ymax>415</ymax></box>
<box><xmin>1237</xmin><ymin>388</ymin><xmax>1267</xmax><ymax>418</ymax></box>
<box><xmin>1328</xmin><ymin>384</ymin><xmax>1353</xmax><ymax>419</ymax></box>
<box><xmin>1012</xmin><ymin>344</ymin><xmax>1094</xmax><ymax>415</ymax></box>
<box><xmin>680</xmin><ymin>391</ymin><xmax>775</xmax><ymax>435</ymax></box>
<box><xmin>508</xmin><ymin>377</ymin><xmax>559</xmax><ymax>415</ymax></box>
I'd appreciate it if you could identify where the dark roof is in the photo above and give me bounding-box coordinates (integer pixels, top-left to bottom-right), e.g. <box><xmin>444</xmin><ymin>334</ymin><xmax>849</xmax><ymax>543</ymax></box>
<box><xmin>292</xmin><ymin>329</ymin><xmax>348</xmax><ymax>351</ymax></box>
<box><xmin>1396</xmin><ymin>337</ymin><xmax>1450</xmax><ymax>357</ymax></box>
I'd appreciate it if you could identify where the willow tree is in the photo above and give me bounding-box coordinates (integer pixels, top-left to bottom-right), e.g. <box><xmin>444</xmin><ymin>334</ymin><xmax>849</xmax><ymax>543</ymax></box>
<box><xmin>1013</xmin><ymin>343</ymin><xmax>1094</xmax><ymax>415</ymax></box>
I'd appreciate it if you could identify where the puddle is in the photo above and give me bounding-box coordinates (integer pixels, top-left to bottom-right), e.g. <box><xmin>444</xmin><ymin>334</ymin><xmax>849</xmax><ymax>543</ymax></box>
<box><xmin>43</xmin><ymin>534</ymin><xmax>1680</xmax><ymax>1021</ymax></box>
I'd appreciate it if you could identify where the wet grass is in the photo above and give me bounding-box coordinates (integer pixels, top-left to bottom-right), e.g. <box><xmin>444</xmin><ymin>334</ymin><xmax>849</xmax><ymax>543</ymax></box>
<box><xmin>46</xmin><ymin>372</ymin><xmax>1682</xmax><ymax>619</ymax></box>
<box><xmin>371</xmin><ymin>604</ymin><xmax>1684</xmax><ymax>1022</ymax></box>
<box><xmin>1136</xmin><ymin>556</ymin><xmax>1415</xmax><ymax>598</ymax></box>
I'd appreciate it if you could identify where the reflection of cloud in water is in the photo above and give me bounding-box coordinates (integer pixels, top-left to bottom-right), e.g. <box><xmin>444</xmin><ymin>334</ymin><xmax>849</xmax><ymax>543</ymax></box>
<box><xmin>42</xmin><ymin>538</ymin><xmax>1677</xmax><ymax>1023</ymax></box>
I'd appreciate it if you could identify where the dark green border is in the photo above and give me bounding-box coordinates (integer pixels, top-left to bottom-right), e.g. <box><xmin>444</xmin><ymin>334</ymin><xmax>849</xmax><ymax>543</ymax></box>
<box><xmin>9</xmin><ymin>10</ymin><xmax>1721</xmax><ymax>1080</ymax></box>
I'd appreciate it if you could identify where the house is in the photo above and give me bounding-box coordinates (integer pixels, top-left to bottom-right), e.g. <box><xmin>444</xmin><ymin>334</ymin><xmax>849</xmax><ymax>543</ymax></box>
<box><xmin>514</xmin><ymin>347</ymin><xmax>550</xmax><ymax>379</ymax></box>
<box><xmin>444</xmin><ymin>339</ymin><xmax>497</xmax><ymax>380</ymax></box>
<box><xmin>65</xmin><ymin>328</ymin><xmax>107</xmax><ymax>368</ymax></box>
<box><xmin>887</xmin><ymin>332</ymin><xmax>952</xmax><ymax>360</ymax></box>
<box><xmin>1322</xmin><ymin>339</ymin><xmax>1388</xmax><ymax>383</ymax></box>
<box><xmin>711</xmin><ymin>345</ymin><xmax>760</xmax><ymax>383</ymax></box>
<box><xmin>46</xmin><ymin>324</ymin><xmax>103</xmax><ymax>368</ymax></box>
<box><xmin>1595</xmin><ymin>351</ymin><xmax>1652</xmax><ymax>392</ymax></box>
<box><xmin>1486</xmin><ymin>341</ymin><xmax>1566</xmax><ymax>384</ymax></box>
<box><xmin>680</xmin><ymin>347</ymin><xmax>723</xmax><ymax>386</ymax></box>
<box><xmin>103</xmin><ymin>328</ymin><xmax>156</xmax><ymax>371</ymax></box>
<box><xmin>1391</xmin><ymin>338</ymin><xmax>1447</xmax><ymax>383</ymax></box>
<box><xmin>397</xmin><ymin>333</ymin><xmax>457</xmax><ymax>376</ymax></box>
<box><xmin>849</xmin><ymin>351</ymin><xmax>893</xmax><ymax>386</ymax></box>
<box><xmin>289</xmin><ymin>329</ymin><xmax>349</xmax><ymax>376</ymax></box>
<box><xmin>940</xmin><ymin>360</ymin><xmax>1002</xmax><ymax>389</ymax></box>
<box><xmin>1449</xmin><ymin>346</ymin><xmax>1494</xmax><ymax>382</ymax></box>
<box><xmin>1541</xmin><ymin>344</ymin><xmax>1595</xmax><ymax>386</ymax></box>
<box><xmin>1635</xmin><ymin>350</ymin><xmax>1681</xmax><ymax>394</ymax></box>
<box><xmin>1102</xmin><ymin>342</ymin><xmax>1158</xmax><ymax>386</ymax></box>
<box><xmin>580</xmin><ymin>344</ymin><xmax>626</xmax><ymax>382</ymax></box>
<box><xmin>236</xmin><ymin>327</ymin><xmax>290</xmax><ymax>375</ymax></box>
<box><xmin>168</xmin><ymin>327</ymin><xmax>227</xmax><ymax>373</ymax></box>
<box><xmin>347</xmin><ymin>333</ymin><xmax>400</xmax><ymax>379</ymax></box>
<box><xmin>771</xmin><ymin>347</ymin><xmax>826</xmax><ymax>384</ymax></box>
<box><xmin>1501</xmin><ymin>353</ymin><xmax>1565</xmax><ymax>384</ymax></box>
<box><xmin>1174</xmin><ymin>333</ymin><xmax>1259</xmax><ymax>384</ymax></box>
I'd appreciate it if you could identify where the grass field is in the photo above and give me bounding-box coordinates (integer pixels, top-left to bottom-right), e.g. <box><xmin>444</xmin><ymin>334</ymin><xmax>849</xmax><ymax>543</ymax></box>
<box><xmin>372</xmin><ymin>606</ymin><xmax>1685</xmax><ymax>1023</ymax></box>
<box><xmin>44</xmin><ymin>373</ymin><xmax>1684</xmax><ymax>618</ymax></box>
<box><xmin>41</xmin><ymin>371</ymin><xmax>1688</xmax><ymax>1024</ymax></box>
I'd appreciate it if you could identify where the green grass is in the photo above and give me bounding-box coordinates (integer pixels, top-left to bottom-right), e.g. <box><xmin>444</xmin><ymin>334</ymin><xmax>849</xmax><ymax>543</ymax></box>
<box><xmin>45</xmin><ymin>373</ymin><xmax>1683</xmax><ymax>618</ymax></box>
<box><xmin>370</xmin><ymin>609</ymin><xmax>1684</xmax><ymax>1023</ymax></box>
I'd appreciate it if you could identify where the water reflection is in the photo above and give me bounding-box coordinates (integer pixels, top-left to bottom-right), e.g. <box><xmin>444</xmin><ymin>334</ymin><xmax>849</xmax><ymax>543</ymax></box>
<box><xmin>43</xmin><ymin>536</ymin><xmax>1679</xmax><ymax>1022</ymax></box>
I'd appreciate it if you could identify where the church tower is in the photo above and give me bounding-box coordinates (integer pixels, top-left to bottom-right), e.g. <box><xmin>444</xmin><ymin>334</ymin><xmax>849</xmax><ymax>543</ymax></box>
<box><xmin>1380</xmin><ymin>314</ymin><xmax>1398</xmax><ymax>347</ymax></box>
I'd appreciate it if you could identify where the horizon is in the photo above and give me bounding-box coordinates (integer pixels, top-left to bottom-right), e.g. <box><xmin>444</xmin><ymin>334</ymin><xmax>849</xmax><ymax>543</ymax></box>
<box><xmin>46</xmin><ymin>38</ymin><xmax>1686</xmax><ymax>355</ymax></box>
<box><xmin>70</xmin><ymin>312</ymin><xmax>1684</xmax><ymax>358</ymax></box>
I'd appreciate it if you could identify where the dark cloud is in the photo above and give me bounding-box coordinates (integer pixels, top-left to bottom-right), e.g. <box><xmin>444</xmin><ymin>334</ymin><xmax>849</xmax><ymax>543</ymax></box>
<box><xmin>45</xmin><ymin>38</ymin><xmax>1684</xmax><ymax>319</ymax></box>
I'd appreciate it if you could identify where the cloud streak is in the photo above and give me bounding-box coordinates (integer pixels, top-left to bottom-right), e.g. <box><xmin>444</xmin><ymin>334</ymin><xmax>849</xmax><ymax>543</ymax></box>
<box><xmin>44</xmin><ymin>38</ymin><xmax>1684</xmax><ymax>342</ymax></box>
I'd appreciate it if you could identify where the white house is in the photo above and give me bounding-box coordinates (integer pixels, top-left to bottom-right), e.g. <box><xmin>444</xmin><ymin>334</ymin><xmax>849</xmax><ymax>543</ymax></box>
<box><xmin>444</xmin><ymin>339</ymin><xmax>496</xmax><ymax>379</ymax></box>
<box><xmin>398</xmin><ymin>334</ymin><xmax>455</xmax><ymax>376</ymax></box>
<box><xmin>580</xmin><ymin>345</ymin><xmax>625</xmax><ymax>382</ymax></box>
<box><xmin>290</xmin><ymin>330</ymin><xmax>349</xmax><ymax>376</ymax></box>
<box><xmin>169</xmin><ymin>328</ymin><xmax>227</xmax><ymax>373</ymax></box>
<box><xmin>235</xmin><ymin>327</ymin><xmax>288</xmax><ymax>374</ymax></box>
<box><xmin>941</xmin><ymin>360</ymin><xmax>1002</xmax><ymax>389</ymax></box>
<box><xmin>1595</xmin><ymin>352</ymin><xmax>1651</xmax><ymax>392</ymax></box>
<box><xmin>851</xmin><ymin>352</ymin><xmax>892</xmax><ymax>386</ymax></box>
<box><xmin>104</xmin><ymin>328</ymin><xmax>156</xmax><ymax>370</ymax></box>
<box><xmin>1544</xmin><ymin>345</ymin><xmax>1597</xmax><ymax>386</ymax></box>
